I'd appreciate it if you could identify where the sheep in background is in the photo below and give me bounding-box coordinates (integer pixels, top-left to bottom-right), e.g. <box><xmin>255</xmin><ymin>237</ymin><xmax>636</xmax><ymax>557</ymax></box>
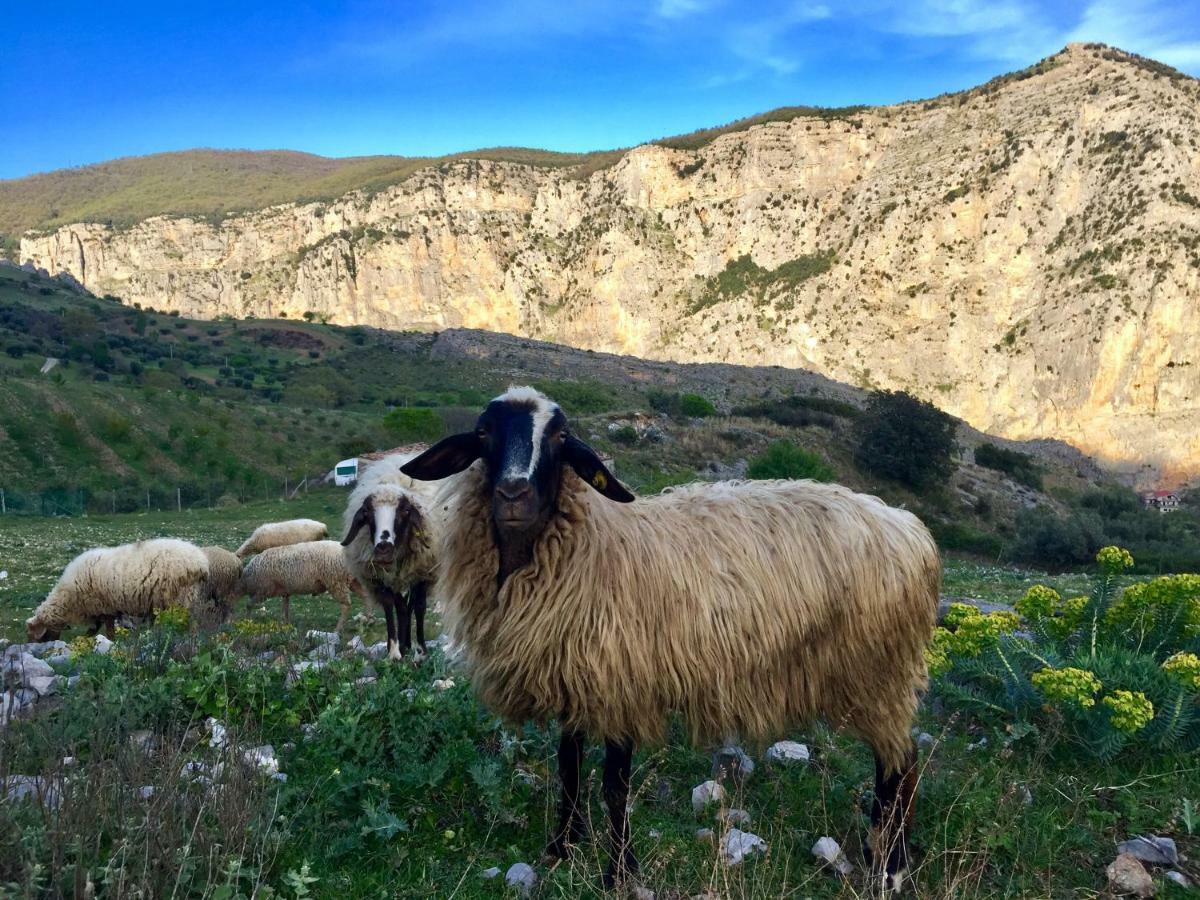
<box><xmin>341</xmin><ymin>452</ymin><xmax>439</xmax><ymax>662</ymax></box>
<box><xmin>402</xmin><ymin>387</ymin><xmax>939</xmax><ymax>893</ymax></box>
<box><xmin>26</xmin><ymin>539</ymin><xmax>210</xmax><ymax>642</ymax></box>
<box><xmin>235</xmin><ymin>519</ymin><xmax>328</xmax><ymax>559</ymax></box>
<box><xmin>199</xmin><ymin>545</ymin><xmax>243</xmax><ymax>624</ymax></box>
<box><xmin>239</xmin><ymin>540</ymin><xmax>364</xmax><ymax>633</ymax></box>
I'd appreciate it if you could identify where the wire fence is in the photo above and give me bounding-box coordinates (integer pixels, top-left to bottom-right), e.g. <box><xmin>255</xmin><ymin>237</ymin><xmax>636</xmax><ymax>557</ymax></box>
<box><xmin>0</xmin><ymin>473</ymin><xmax>332</xmax><ymax>517</ymax></box>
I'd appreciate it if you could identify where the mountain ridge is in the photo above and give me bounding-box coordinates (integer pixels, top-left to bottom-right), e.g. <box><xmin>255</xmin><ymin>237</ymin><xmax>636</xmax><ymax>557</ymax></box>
<box><xmin>18</xmin><ymin>43</ymin><xmax>1200</xmax><ymax>484</ymax></box>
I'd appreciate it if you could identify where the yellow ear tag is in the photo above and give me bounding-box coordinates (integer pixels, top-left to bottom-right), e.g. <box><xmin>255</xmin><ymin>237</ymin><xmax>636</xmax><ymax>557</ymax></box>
<box><xmin>592</xmin><ymin>472</ymin><xmax>608</xmax><ymax>490</ymax></box>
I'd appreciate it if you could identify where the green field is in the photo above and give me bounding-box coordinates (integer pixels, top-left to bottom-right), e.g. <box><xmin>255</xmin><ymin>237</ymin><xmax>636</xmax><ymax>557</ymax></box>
<box><xmin>1</xmin><ymin>501</ymin><xmax>1197</xmax><ymax>897</ymax></box>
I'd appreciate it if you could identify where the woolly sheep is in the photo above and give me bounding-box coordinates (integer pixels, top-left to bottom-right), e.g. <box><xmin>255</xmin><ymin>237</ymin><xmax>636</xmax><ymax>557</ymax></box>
<box><xmin>235</xmin><ymin>519</ymin><xmax>328</xmax><ymax>558</ymax></box>
<box><xmin>26</xmin><ymin>539</ymin><xmax>210</xmax><ymax>642</ymax></box>
<box><xmin>341</xmin><ymin>453</ymin><xmax>439</xmax><ymax>661</ymax></box>
<box><xmin>402</xmin><ymin>387</ymin><xmax>940</xmax><ymax>892</ymax></box>
<box><xmin>199</xmin><ymin>546</ymin><xmax>243</xmax><ymax>624</ymax></box>
<box><xmin>238</xmin><ymin>540</ymin><xmax>364</xmax><ymax>632</ymax></box>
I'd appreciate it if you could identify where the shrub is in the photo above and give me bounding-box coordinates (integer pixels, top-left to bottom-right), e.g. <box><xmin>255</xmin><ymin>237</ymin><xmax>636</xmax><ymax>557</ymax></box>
<box><xmin>530</xmin><ymin>380</ymin><xmax>616</xmax><ymax>415</ymax></box>
<box><xmin>934</xmin><ymin>547</ymin><xmax>1200</xmax><ymax>759</ymax></box>
<box><xmin>382</xmin><ymin>407</ymin><xmax>444</xmax><ymax>444</ymax></box>
<box><xmin>974</xmin><ymin>443</ymin><xmax>1043</xmax><ymax>490</ymax></box>
<box><xmin>610</xmin><ymin>425</ymin><xmax>638</xmax><ymax>445</ymax></box>
<box><xmin>854</xmin><ymin>390</ymin><xmax>957</xmax><ymax>489</ymax></box>
<box><xmin>679</xmin><ymin>393</ymin><xmax>716</xmax><ymax>417</ymax></box>
<box><xmin>732</xmin><ymin>394</ymin><xmax>858</xmax><ymax>428</ymax></box>
<box><xmin>747</xmin><ymin>441</ymin><xmax>835</xmax><ymax>481</ymax></box>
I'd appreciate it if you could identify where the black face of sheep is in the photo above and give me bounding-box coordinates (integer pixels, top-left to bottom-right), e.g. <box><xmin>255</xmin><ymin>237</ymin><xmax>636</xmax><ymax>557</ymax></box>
<box><xmin>402</xmin><ymin>388</ymin><xmax>633</xmax><ymax>543</ymax></box>
<box><xmin>341</xmin><ymin>493</ymin><xmax>424</xmax><ymax>566</ymax></box>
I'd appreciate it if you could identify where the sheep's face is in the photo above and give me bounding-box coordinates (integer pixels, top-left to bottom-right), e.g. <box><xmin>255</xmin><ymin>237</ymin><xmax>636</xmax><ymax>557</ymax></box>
<box><xmin>25</xmin><ymin>618</ymin><xmax>58</xmax><ymax>642</ymax></box>
<box><xmin>342</xmin><ymin>491</ymin><xmax>424</xmax><ymax>566</ymax></box>
<box><xmin>402</xmin><ymin>387</ymin><xmax>633</xmax><ymax>537</ymax></box>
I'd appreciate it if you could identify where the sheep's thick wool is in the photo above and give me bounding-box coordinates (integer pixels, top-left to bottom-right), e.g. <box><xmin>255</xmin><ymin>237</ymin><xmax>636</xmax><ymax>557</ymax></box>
<box><xmin>239</xmin><ymin>540</ymin><xmax>358</xmax><ymax>602</ymax></box>
<box><xmin>201</xmin><ymin>546</ymin><xmax>242</xmax><ymax>604</ymax></box>
<box><xmin>434</xmin><ymin>467</ymin><xmax>939</xmax><ymax>771</ymax></box>
<box><xmin>29</xmin><ymin>539</ymin><xmax>210</xmax><ymax>632</ymax></box>
<box><xmin>235</xmin><ymin>519</ymin><xmax>328</xmax><ymax>558</ymax></box>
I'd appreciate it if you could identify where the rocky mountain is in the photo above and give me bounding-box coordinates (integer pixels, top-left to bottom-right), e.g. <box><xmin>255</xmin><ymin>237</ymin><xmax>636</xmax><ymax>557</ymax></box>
<box><xmin>18</xmin><ymin>44</ymin><xmax>1200</xmax><ymax>484</ymax></box>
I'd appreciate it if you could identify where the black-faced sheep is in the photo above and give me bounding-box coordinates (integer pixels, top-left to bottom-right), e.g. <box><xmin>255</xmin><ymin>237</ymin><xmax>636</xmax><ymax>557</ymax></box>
<box><xmin>402</xmin><ymin>387</ymin><xmax>939</xmax><ymax>892</ymax></box>
<box><xmin>341</xmin><ymin>453</ymin><xmax>438</xmax><ymax>662</ymax></box>
<box><xmin>235</xmin><ymin>519</ymin><xmax>328</xmax><ymax>559</ymax></box>
<box><xmin>238</xmin><ymin>540</ymin><xmax>364</xmax><ymax>632</ymax></box>
<box><xmin>26</xmin><ymin>539</ymin><xmax>210</xmax><ymax>642</ymax></box>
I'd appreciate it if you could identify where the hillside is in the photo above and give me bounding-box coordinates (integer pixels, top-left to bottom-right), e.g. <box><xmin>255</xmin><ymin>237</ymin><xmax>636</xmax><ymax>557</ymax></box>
<box><xmin>2</xmin><ymin>265</ymin><xmax>1197</xmax><ymax>571</ymax></box>
<box><xmin>18</xmin><ymin>45</ymin><xmax>1200</xmax><ymax>486</ymax></box>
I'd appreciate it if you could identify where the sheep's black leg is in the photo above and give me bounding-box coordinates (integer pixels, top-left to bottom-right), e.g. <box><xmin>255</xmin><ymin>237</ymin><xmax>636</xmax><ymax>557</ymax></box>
<box><xmin>409</xmin><ymin>581</ymin><xmax>428</xmax><ymax>657</ymax></box>
<box><xmin>379</xmin><ymin>591</ymin><xmax>401</xmax><ymax>661</ymax></box>
<box><xmin>546</xmin><ymin>730</ymin><xmax>586</xmax><ymax>860</ymax></box>
<box><xmin>602</xmin><ymin>738</ymin><xmax>638</xmax><ymax>888</ymax></box>
<box><xmin>866</xmin><ymin>742</ymin><xmax>918</xmax><ymax>894</ymax></box>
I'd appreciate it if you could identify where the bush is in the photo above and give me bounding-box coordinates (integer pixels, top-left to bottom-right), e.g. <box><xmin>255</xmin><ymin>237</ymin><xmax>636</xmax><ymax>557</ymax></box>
<box><xmin>733</xmin><ymin>393</ymin><xmax>858</xmax><ymax>428</ymax></box>
<box><xmin>1008</xmin><ymin>506</ymin><xmax>1102</xmax><ymax>570</ymax></box>
<box><xmin>747</xmin><ymin>441</ymin><xmax>835</xmax><ymax>481</ymax></box>
<box><xmin>610</xmin><ymin>425</ymin><xmax>638</xmax><ymax>445</ymax></box>
<box><xmin>382</xmin><ymin>407</ymin><xmax>444</xmax><ymax>444</ymax></box>
<box><xmin>854</xmin><ymin>390</ymin><xmax>957</xmax><ymax>489</ymax></box>
<box><xmin>974</xmin><ymin>443</ymin><xmax>1042</xmax><ymax>490</ymax></box>
<box><xmin>679</xmin><ymin>393</ymin><xmax>716</xmax><ymax>417</ymax></box>
<box><xmin>933</xmin><ymin>547</ymin><xmax>1200</xmax><ymax>760</ymax></box>
<box><xmin>530</xmin><ymin>380</ymin><xmax>616</xmax><ymax>415</ymax></box>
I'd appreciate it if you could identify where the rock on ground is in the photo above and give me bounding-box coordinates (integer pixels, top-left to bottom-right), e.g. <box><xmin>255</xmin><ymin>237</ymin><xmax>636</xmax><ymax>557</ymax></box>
<box><xmin>811</xmin><ymin>836</ymin><xmax>854</xmax><ymax>876</ymax></box>
<box><xmin>722</xmin><ymin>828</ymin><xmax>767</xmax><ymax>866</ymax></box>
<box><xmin>1117</xmin><ymin>836</ymin><xmax>1178</xmax><ymax>867</ymax></box>
<box><xmin>691</xmin><ymin>779</ymin><xmax>726</xmax><ymax>815</ymax></box>
<box><xmin>711</xmin><ymin>744</ymin><xmax>755</xmax><ymax>787</ymax></box>
<box><xmin>1106</xmin><ymin>853</ymin><xmax>1155</xmax><ymax>898</ymax></box>
<box><xmin>505</xmin><ymin>862</ymin><xmax>537</xmax><ymax>896</ymax></box>
<box><xmin>765</xmin><ymin>741</ymin><xmax>810</xmax><ymax>765</ymax></box>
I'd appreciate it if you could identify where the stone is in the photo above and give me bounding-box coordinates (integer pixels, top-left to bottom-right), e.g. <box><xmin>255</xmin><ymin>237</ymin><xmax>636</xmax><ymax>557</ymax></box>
<box><xmin>505</xmin><ymin>862</ymin><xmax>537</xmax><ymax>896</ymax></box>
<box><xmin>719</xmin><ymin>808</ymin><xmax>752</xmax><ymax>827</ymax></box>
<box><xmin>765</xmin><ymin>741</ymin><xmax>810</xmax><ymax>765</ymax></box>
<box><xmin>347</xmin><ymin>635</ymin><xmax>367</xmax><ymax>655</ymax></box>
<box><xmin>712</xmin><ymin>744</ymin><xmax>755</xmax><ymax>787</ymax></box>
<box><xmin>1106</xmin><ymin>853</ymin><xmax>1155</xmax><ymax>898</ymax></box>
<box><xmin>366</xmin><ymin>641</ymin><xmax>389</xmax><ymax>660</ymax></box>
<box><xmin>631</xmin><ymin>887</ymin><xmax>656</xmax><ymax>900</ymax></box>
<box><xmin>811</xmin><ymin>836</ymin><xmax>854</xmax><ymax>876</ymax></box>
<box><xmin>93</xmin><ymin>635</ymin><xmax>114</xmax><ymax>655</ymax></box>
<box><xmin>309</xmin><ymin>642</ymin><xmax>338</xmax><ymax>661</ymax></box>
<box><xmin>480</xmin><ymin>866</ymin><xmax>501</xmax><ymax>879</ymax></box>
<box><xmin>722</xmin><ymin>828</ymin><xmax>767</xmax><ymax>866</ymax></box>
<box><xmin>207</xmin><ymin>718</ymin><xmax>228</xmax><ymax>749</ymax></box>
<box><xmin>138</xmin><ymin>785</ymin><xmax>156</xmax><ymax>800</ymax></box>
<box><xmin>272</xmin><ymin>772</ymin><xmax>288</xmax><ymax>783</ymax></box>
<box><xmin>14</xmin><ymin>688</ymin><xmax>37</xmax><ymax>708</ymax></box>
<box><xmin>242</xmin><ymin>745</ymin><xmax>279</xmax><ymax>775</ymax></box>
<box><xmin>1165</xmin><ymin>871</ymin><xmax>1192</xmax><ymax>889</ymax></box>
<box><xmin>695</xmin><ymin>828</ymin><xmax>716</xmax><ymax>844</ymax></box>
<box><xmin>432</xmin><ymin>678</ymin><xmax>456</xmax><ymax>691</ymax></box>
<box><xmin>3</xmin><ymin>775</ymin><xmax>63</xmax><ymax>808</ymax></box>
<box><xmin>4</xmin><ymin>652</ymin><xmax>54</xmax><ymax>684</ymax></box>
<box><xmin>129</xmin><ymin>730</ymin><xmax>156</xmax><ymax>754</ymax></box>
<box><xmin>916</xmin><ymin>732</ymin><xmax>936</xmax><ymax>751</ymax></box>
<box><xmin>306</xmin><ymin>630</ymin><xmax>339</xmax><ymax>645</ymax></box>
<box><xmin>66</xmin><ymin>676</ymin><xmax>80</xmax><ymax>689</ymax></box>
<box><xmin>0</xmin><ymin>693</ymin><xmax>16</xmax><ymax>724</ymax></box>
<box><xmin>1117</xmin><ymin>836</ymin><xmax>1178</xmax><ymax>868</ymax></box>
<box><xmin>354</xmin><ymin>676</ymin><xmax>377</xmax><ymax>686</ymax></box>
<box><xmin>691</xmin><ymin>780</ymin><xmax>726</xmax><ymax>815</ymax></box>
<box><xmin>28</xmin><ymin>675</ymin><xmax>57</xmax><ymax>697</ymax></box>
<box><xmin>44</xmin><ymin>652</ymin><xmax>73</xmax><ymax>668</ymax></box>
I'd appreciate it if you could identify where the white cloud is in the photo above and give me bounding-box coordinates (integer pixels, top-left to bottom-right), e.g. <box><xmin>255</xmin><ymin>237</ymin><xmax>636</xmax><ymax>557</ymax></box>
<box><xmin>1066</xmin><ymin>0</ymin><xmax>1200</xmax><ymax>72</ymax></box>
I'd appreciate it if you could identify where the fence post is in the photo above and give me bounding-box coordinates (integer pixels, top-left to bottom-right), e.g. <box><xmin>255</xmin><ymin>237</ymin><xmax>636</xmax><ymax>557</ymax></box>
<box><xmin>177</xmin><ymin>487</ymin><xmax>182</xmax><ymax>512</ymax></box>
<box><xmin>1</xmin><ymin>489</ymin><xmax>5</xmax><ymax>515</ymax></box>
<box><xmin>146</xmin><ymin>489</ymin><xmax>150</xmax><ymax>512</ymax></box>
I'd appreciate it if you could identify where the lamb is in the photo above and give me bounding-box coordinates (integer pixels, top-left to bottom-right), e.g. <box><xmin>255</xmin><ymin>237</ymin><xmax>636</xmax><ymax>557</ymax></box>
<box><xmin>238</xmin><ymin>540</ymin><xmax>364</xmax><ymax>633</ymax></box>
<box><xmin>26</xmin><ymin>539</ymin><xmax>210</xmax><ymax>642</ymax></box>
<box><xmin>341</xmin><ymin>453</ymin><xmax>439</xmax><ymax>661</ymax></box>
<box><xmin>402</xmin><ymin>387</ymin><xmax>940</xmax><ymax>892</ymax></box>
<box><xmin>235</xmin><ymin>519</ymin><xmax>328</xmax><ymax>558</ymax></box>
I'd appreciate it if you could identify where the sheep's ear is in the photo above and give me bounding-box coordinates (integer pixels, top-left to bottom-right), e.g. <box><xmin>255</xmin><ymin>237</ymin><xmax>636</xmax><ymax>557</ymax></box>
<box><xmin>563</xmin><ymin>435</ymin><xmax>634</xmax><ymax>503</ymax></box>
<box><xmin>341</xmin><ymin>501</ymin><xmax>372</xmax><ymax>546</ymax></box>
<box><xmin>401</xmin><ymin>433</ymin><xmax>482</xmax><ymax>481</ymax></box>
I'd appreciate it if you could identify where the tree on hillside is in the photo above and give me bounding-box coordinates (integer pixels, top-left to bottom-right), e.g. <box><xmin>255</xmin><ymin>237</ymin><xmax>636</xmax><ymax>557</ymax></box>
<box><xmin>854</xmin><ymin>390</ymin><xmax>957</xmax><ymax>489</ymax></box>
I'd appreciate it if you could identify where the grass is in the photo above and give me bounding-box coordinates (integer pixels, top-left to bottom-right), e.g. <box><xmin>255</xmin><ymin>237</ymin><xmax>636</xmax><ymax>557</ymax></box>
<box><xmin>1</xmin><ymin>505</ymin><xmax>1198</xmax><ymax>897</ymax></box>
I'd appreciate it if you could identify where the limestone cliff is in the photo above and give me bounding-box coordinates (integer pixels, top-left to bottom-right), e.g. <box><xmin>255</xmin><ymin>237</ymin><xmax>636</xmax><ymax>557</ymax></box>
<box><xmin>21</xmin><ymin>45</ymin><xmax>1200</xmax><ymax>482</ymax></box>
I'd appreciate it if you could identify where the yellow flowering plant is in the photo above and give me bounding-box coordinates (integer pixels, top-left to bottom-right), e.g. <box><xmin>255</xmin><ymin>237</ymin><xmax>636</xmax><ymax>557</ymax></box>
<box><xmin>1162</xmin><ymin>652</ymin><xmax>1200</xmax><ymax>690</ymax></box>
<box><xmin>1101</xmin><ymin>690</ymin><xmax>1154</xmax><ymax>734</ymax></box>
<box><xmin>1031</xmin><ymin>667</ymin><xmax>1102</xmax><ymax>708</ymax></box>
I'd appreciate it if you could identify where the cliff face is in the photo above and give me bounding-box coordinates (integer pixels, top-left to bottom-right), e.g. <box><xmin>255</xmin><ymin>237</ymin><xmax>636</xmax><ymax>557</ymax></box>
<box><xmin>21</xmin><ymin>45</ymin><xmax>1200</xmax><ymax>483</ymax></box>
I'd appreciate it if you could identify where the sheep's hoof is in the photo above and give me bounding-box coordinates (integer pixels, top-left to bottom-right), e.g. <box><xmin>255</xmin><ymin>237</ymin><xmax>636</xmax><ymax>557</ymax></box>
<box><xmin>882</xmin><ymin>869</ymin><xmax>907</xmax><ymax>894</ymax></box>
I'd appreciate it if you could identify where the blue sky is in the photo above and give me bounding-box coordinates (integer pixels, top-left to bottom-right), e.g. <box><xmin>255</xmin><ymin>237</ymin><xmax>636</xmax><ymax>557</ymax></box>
<box><xmin>4</xmin><ymin>0</ymin><xmax>1199</xmax><ymax>179</ymax></box>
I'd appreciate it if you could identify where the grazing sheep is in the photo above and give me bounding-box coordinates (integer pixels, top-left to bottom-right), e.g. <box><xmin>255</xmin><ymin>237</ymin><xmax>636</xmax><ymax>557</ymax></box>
<box><xmin>402</xmin><ymin>387</ymin><xmax>939</xmax><ymax>892</ymax></box>
<box><xmin>235</xmin><ymin>519</ymin><xmax>328</xmax><ymax>558</ymax></box>
<box><xmin>341</xmin><ymin>453</ymin><xmax>439</xmax><ymax>661</ymax></box>
<box><xmin>239</xmin><ymin>540</ymin><xmax>363</xmax><ymax>632</ymax></box>
<box><xmin>26</xmin><ymin>539</ymin><xmax>210</xmax><ymax>642</ymax></box>
<box><xmin>200</xmin><ymin>546</ymin><xmax>243</xmax><ymax>622</ymax></box>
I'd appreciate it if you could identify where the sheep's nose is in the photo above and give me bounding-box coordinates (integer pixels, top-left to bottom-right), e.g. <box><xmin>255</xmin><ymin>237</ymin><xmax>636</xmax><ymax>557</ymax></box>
<box><xmin>497</xmin><ymin>479</ymin><xmax>532</xmax><ymax>502</ymax></box>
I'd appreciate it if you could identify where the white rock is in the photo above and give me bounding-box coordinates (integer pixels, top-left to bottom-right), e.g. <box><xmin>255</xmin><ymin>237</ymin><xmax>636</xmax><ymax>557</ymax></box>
<box><xmin>207</xmin><ymin>718</ymin><xmax>228</xmax><ymax>749</ymax></box>
<box><xmin>432</xmin><ymin>678</ymin><xmax>456</xmax><ymax>691</ymax></box>
<box><xmin>0</xmin><ymin>570</ymin><xmax>7</xmax><ymax>579</ymax></box>
<box><xmin>3</xmin><ymin>775</ymin><xmax>63</xmax><ymax>808</ymax></box>
<box><xmin>631</xmin><ymin>887</ymin><xmax>656</xmax><ymax>900</ymax></box>
<box><xmin>138</xmin><ymin>785</ymin><xmax>156</xmax><ymax>800</ymax></box>
<box><xmin>1166</xmin><ymin>870</ymin><xmax>1192</xmax><ymax>889</ymax></box>
<box><xmin>505</xmin><ymin>862</ymin><xmax>538</xmax><ymax>895</ymax></box>
<box><xmin>93</xmin><ymin>634</ymin><xmax>114</xmax><ymax>655</ymax></box>
<box><xmin>722</xmin><ymin>828</ymin><xmax>767</xmax><ymax>866</ymax></box>
<box><xmin>243</xmin><ymin>745</ymin><xmax>279</xmax><ymax>775</ymax></box>
<box><xmin>5</xmin><ymin>652</ymin><xmax>54</xmax><ymax>683</ymax></box>
<box><xmin>347</xmin><ymin>635</ymin><xmax>367</xmax><ymax>655</ymax></box>
<box><xmin>62</xmin><ymin>756</ymin><xmax>76</xmax><ymax>767</ymax></box>
<box><xmin>309</xmin><ymin>642</ymin><xmax>338</xmax><ymax>661</ymax></box>
<box><xmin>811</xmin><ymin>836</ymin><xmax>854</xmax><ymax>876</ymax></box>
<box><xmin>766</xmin><ymin>741</ymin><xmax>810</xmax><ymax>765</ymax></box>
<box><xmin>712</xmin><ymin>745</ymin><xmax>755</xmax><ymax>786</ymax></box>
<box><xmin>129</xmin><ymin>730</ymin><xmax>155</xmax><ymax>754</ymax></box>
<box><xmin>1117</xmin><ymin>835</ymin><xmax>1178</xmax><ymax>867</ymax></box>
<box><xmin>691</xmin><ymin>780</ymin><xmax>726</xmax><ymax>815</ymax></box>
<box><xmin>306</xmin><ymin>630</ymin><xmax>339</xmax><ymax>645</ymax></box>
<box><xmin>300</xmin><ymin>723</ymin><xmax>318</xmax><ymax>742</ymax></box>
<box><xmin>0</xmin><ymin>693</ymin><xmax>15</xmax><ymax>724</ymax></box>
<box><xmin>1106</xmin><ymin>852</ymin><xmax>1155</xmax><ymax>898</ymax></box>
<box><xmin>696</xmin><ymin>828</ymin><xmax>716</xmax><ymax>843</ymax></box>
<box><xmin>480</xmin><ymin>866</ymin><xmax>501</xmax><ymax>879</ymax></box>
<box><xmin>366</xmin><ymin>641</ymin><xmax>389</xmax><ymax>660</ymax></box>
<box><xmin>272</xmin><ymin>772</ymin><xmax>288</xmax><ymax>783</ymax></box>
<box><xmin>27</xmin><ymin>675</ymin><xmax>57</xmax><ymax>697</ymax></box>
<box><xmin>44</xmin><ymin>652</ymin><xmax>72</xmax><ymax>667</ymax></box>
<box><xmin>916</xmin><ymin>732</ymin><xmax>936</xmax><ymax>751</ymax></box>
<box><xmin>354</xmin><ymin>676</ymin><xmax>377</xmax><ymax>686</ymax></box>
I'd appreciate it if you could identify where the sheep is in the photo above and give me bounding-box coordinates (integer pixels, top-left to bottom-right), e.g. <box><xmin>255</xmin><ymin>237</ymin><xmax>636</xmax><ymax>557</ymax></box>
<box><xmin>341</xmin><ymin>452</ymin><xmax>439</xmax><ymax>662</ymax></box>
<box><xmin>199</xmin><ymin>546</ymin><xmax>243</xmax><ymax>624</ymax></box>
<box><xmin>238</xmin><ymin>540</ymin><xmax>364</xmax><ymax>633</ymax></box>
<box><xmin>235</xmin><ymin>519</ymin><xmax>328</xmax><ymax>558</ymax></box>
<box><xmin>26</xmin><ymin>539</ymin><xmax>210</xmax><ymax>642</ymax></box>
<box><xmin>401</xmin><ymin>387</ymin><xmax>940</xmax><ymax>892</ymax></box>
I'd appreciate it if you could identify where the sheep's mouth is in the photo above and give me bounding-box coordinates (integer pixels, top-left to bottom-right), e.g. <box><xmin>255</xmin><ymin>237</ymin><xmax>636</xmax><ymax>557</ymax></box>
<box><xmin>372</xmin><ymin>542</ymin><xmax>397</xmax><ymax>565</ymax></box>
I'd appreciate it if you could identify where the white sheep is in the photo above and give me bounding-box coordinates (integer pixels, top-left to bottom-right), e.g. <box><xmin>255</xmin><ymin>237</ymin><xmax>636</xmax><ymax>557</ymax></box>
<box><xmin>238</xmin><ymin>540</ymin><xmax>364</xmax><ymax>632</ymax></box>
<box><xmin>341</xmin><ymin>453</ymin><xmax>439</xmax><ymax>661</ymax></box>
<box><xmin>199</xmin><ymin>546</ymin><xmax>243</xmax><ymax>624</ymax></box>
<box><xmin>26</xmin><ymin>539</ymin><xmax>210</xmax><ymax>641</ymax></box>
<box><xmin>235</xmin><ymin>519</ymin><xmax>328</xmax><ymax>558</ymax></box>
<box><xmin>402</xmin><ymin>387</ymin><xmax>940</xmax><ymax>892</ymax></box>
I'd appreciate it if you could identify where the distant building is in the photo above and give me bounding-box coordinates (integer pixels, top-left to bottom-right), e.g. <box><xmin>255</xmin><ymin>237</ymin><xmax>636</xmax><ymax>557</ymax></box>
<box><xmin>1142</xmin><ymin>490</ymin><xmax>1182</xmax><ymax>513</ymax></box>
